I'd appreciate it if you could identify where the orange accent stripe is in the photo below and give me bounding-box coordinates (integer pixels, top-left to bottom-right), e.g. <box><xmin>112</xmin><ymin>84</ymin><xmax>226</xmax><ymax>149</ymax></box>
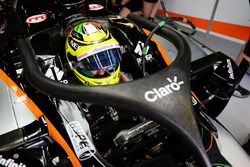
<box><xmin>0</xmin><ymin>72</ymin><xmax>24</xmax><ymax>97</ymax></box>
<box><xmin>158</xmin><ymin>10</ymin><xmax>250</xmax><ymax>41</ymax></box>
<box><xmin>143</xmin><ymin>29</ymin><xmax>172</xmax><ymax>65</ymax></box>
<box><xmin>0</xmin><ymin>70</ymin><xmax>82</xmax><ymax>167</ymax></box>
<box><xmin>206</xmin><ymin>133</ymin><xmax>214</xmax><ymax>152</ymax></box>
<box><xmin>191</xmin><ymin>92</ymin><xmax>208</xmax><ymax>111</ymax></box>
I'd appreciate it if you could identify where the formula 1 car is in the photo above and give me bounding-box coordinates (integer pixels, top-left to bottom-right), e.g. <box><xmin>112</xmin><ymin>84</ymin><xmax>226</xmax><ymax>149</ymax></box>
<box><xmin>0</xmin><ymin>0</ymin><xmax>249</xmax><ymax>167</ymax></box>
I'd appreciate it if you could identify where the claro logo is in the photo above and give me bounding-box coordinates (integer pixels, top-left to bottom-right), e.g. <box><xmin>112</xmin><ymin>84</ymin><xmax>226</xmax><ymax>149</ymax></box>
<box><xmin>144</xmin><ymin>76</ymin><xmax>184</xmax><ymax>102</ymax></box>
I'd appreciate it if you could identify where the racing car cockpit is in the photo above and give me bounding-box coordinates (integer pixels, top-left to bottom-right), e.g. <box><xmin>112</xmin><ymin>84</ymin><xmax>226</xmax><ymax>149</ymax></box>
<box><xmin>0</xmin><ymin>0</ymin><xmax>249</xmax><ymax>167</ymax></box>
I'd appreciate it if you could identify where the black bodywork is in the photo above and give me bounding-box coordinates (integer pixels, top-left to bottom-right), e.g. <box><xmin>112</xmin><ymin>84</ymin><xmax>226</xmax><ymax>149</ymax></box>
<box><xmin>0</xmin><ymin>0</ymin><xmax>244</xmax><ymax>166</ymax></box>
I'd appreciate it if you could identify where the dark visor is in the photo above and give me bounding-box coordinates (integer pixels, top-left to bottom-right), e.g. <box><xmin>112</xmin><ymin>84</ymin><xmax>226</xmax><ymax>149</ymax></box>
<box><xmin>73</xmin><ymin>48</ymin><xmax>122</xmax><ymax>71</ymax></box>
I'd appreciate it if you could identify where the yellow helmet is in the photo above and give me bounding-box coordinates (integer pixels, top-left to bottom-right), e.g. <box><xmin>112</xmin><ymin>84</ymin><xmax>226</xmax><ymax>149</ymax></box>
<box><xmin>65</xmin><ymin>21</ymin><xmax>122</xmax><ymax>86</ymax></box>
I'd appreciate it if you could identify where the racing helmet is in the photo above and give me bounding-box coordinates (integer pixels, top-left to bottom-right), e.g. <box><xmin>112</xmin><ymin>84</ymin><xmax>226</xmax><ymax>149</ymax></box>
<box><xmin>65</xmin><ymin>22</ymin><xmax>122</xmax><ymax>86</ymax></box>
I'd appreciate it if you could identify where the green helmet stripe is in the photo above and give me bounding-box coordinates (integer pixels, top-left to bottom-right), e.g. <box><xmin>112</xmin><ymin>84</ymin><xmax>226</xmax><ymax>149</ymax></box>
<box><xmin>74</xmin><ymin>24</ymin><xmax>83</xmax><ymax>33</ymax></box>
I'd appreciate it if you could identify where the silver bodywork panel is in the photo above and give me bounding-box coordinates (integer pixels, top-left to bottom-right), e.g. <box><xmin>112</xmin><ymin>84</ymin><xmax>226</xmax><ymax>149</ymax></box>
<box><xmin>0</xmin><ymin>78</ymin><xmax>36</xmax><ymax>135</ymax></box>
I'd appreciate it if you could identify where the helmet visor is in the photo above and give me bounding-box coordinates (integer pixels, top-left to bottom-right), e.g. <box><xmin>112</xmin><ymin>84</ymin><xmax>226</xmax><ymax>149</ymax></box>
<box><xmin>74</xmin><ymin>48</ymin><xmax>122</xmax><ymax>71</ymax></box>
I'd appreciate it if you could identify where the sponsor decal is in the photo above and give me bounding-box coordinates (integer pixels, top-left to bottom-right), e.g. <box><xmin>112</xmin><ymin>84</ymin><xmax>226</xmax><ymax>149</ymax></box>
<box><xmin>0</xmin><ymin>155</ymin><xmax>26</xmax><ymax>167</ymax></box>
<box><xmin>89</xmin><ymin>4</ymin><xmax>104</xmax><ymax>11</ymax></box>
<box><xmin>134</xmin><ymin>41</ymin><xmax>149</xmax><ymax>56</ymax></box>
<box><xmin>144</xmin><ymin>76</ymin><xmax>184</xmax><ymax>102</ymax></box>
<box><xmin>72</xmin><ymin>32</ymin><xmax>83</xmax><ymax>41</ymax></box>
<box><xmin>137</xmin><ymin>54</ymin><xmax>153</xmax><ymax>64</ymax></box>
<box><xmin>226</xmin><ymin>59</ymin><xmax>234</xmax><ymax>79</ymax></box>
<box><xmin>66</xmin><ymin>121</ymin><xmax>96</xmax><ymax>161</ymax></box>
<box><xmin>26</xmin><ymin>14</ymin><xmax>47</xmax><ymax>24</ymax></box>
<box><xmin>191</xmin><ymin>96</ymin><xmax>197</xmax><ymax>106</ymax></box>
<box><xmin>134</xmin><ymin>41</ymin><xmax>152</xmax><ymax>64</ymax></box>
<box><xmin>45</xmin><ymin>65</ymin><xmax>68</xmax><ymax>84</ymax></box>
<box><xmin>128</xmin><ymin>121</ymin><xmax>153</xmax><ymax>135</ymax></box>
<box><xmin>69</xmin><ymin>39</ymin><xmax>81</xmax><ymax>50</ymax></box>
<box><xmin>77</xmin><ymin>43</ymin><xmax>120</xmax><ymax>61</ymax></box>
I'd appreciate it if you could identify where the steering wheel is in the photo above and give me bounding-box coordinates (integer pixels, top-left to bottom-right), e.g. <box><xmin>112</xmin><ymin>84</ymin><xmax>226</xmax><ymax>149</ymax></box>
<box><xmin>17</xmin><ymin>14</ymin><xmax>211</xmax><ymax>166</ymax></box>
